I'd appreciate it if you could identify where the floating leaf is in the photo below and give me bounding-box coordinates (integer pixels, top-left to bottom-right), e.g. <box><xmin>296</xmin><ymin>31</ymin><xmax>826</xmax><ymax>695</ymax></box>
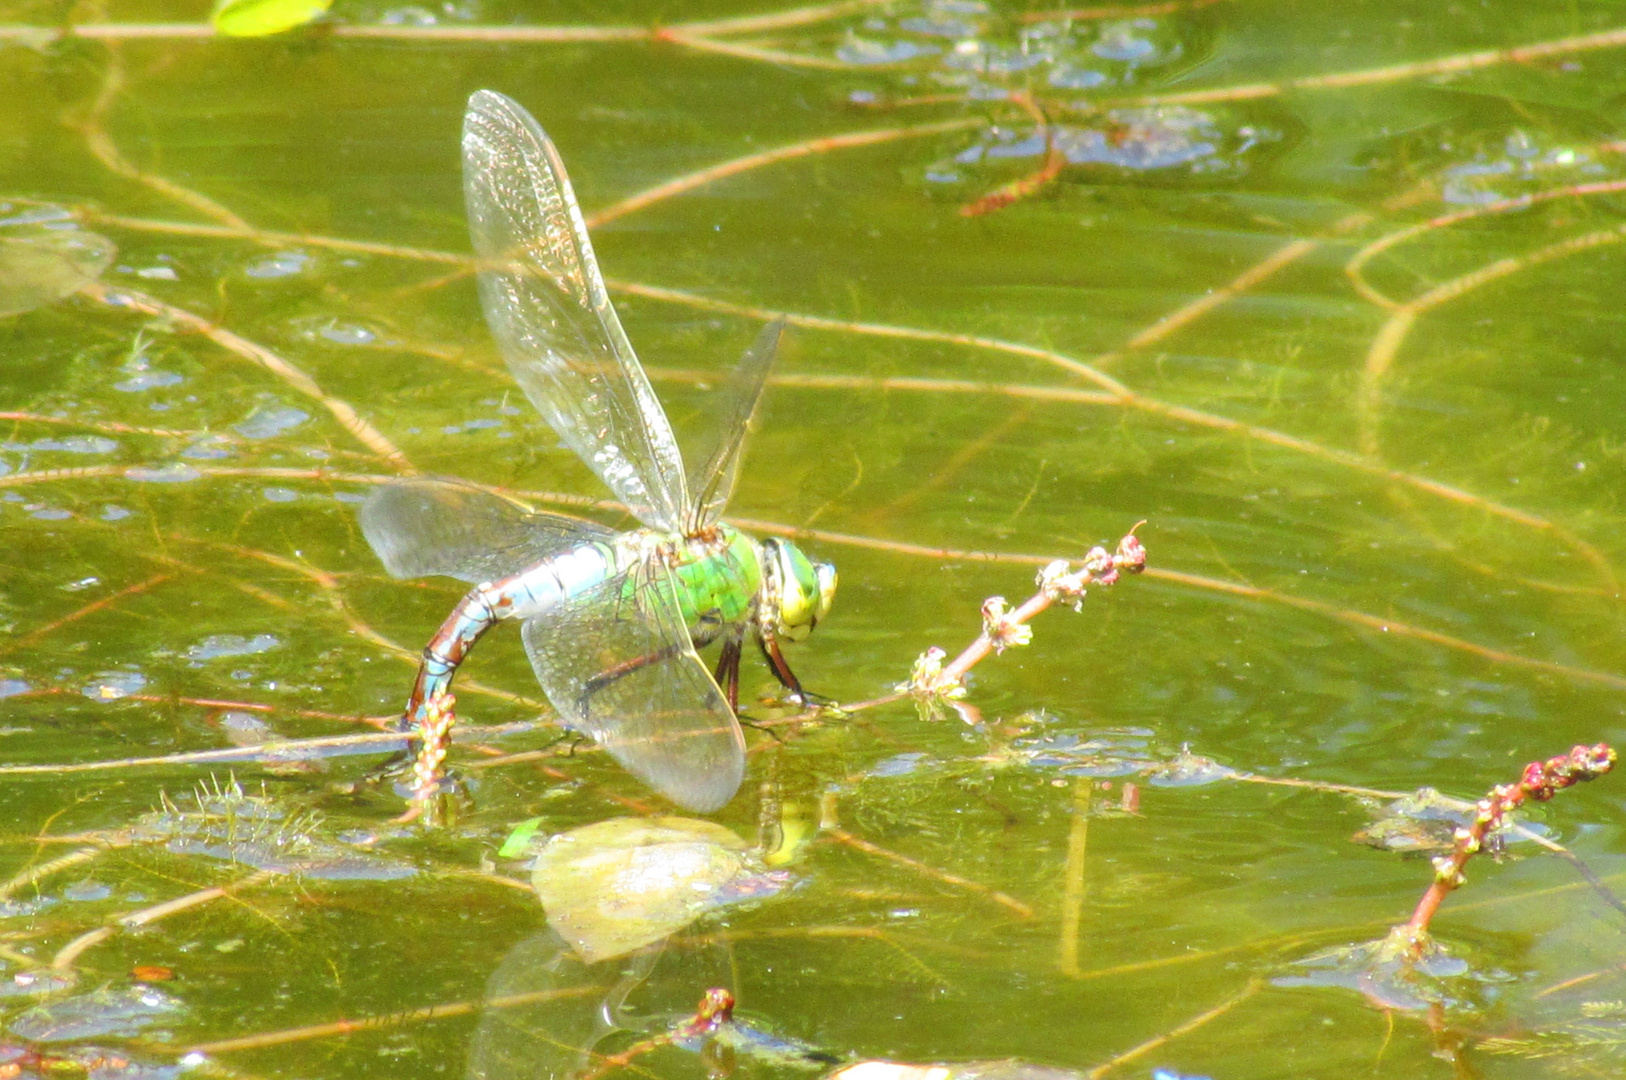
<box><xmin>1145</xmin><ymin>746</ymin><xmax>1236</xmax><ymax>788</ymax></box>
<box><xmin>0</xmin><ymin>205</ymin><xmax>115</xmax><ymax>318</ymax></box>
<box><xmin>7</xmin><ymin>986</ymin><xmax>183</xmax><ymax>1042</ymax></box>
<box><xmin>0</xmin><ymin>970</ymin><xmax>73</xmax><ymax>999</ymax></box>
<box><xmin>1352</xmin><ymin>788</ymin><xmax>1476</xmax><ymax>855</ymax></box>
<box><xmin>1273</xmin><ymin>928</ymin><xmax>1510</xmax><ymax>1013</ymax></box>
<box><xmin>210</xmin><ymin>0</ymin><xmax>331</xmax><ymax>37</ymax></box>
<box><xmin>531</xmin><ymin>816</ymin><xmax>793</xmax><ymax>963</ymax></box>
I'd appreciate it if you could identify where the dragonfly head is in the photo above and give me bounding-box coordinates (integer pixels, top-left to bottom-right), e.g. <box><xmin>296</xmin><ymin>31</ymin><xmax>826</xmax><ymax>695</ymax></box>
<box><xmin>759</xmin><ymin>538</ymin><xmax>837</xmax><ymax>642</ymax></box>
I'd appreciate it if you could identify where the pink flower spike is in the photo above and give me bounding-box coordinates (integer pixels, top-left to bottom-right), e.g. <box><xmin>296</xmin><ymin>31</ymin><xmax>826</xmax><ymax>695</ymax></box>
<box><xmin>981</xmin><ymin>596</ymin><xmax>1033</xmax><ymax>654</ymax></box>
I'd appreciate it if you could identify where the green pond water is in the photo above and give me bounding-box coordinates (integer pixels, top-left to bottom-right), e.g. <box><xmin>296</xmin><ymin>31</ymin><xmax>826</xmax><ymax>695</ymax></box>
<box><xmin>4</xmin><ymin>1</ymin><xmax>1626</xmax><ymax>1077</ymax></box>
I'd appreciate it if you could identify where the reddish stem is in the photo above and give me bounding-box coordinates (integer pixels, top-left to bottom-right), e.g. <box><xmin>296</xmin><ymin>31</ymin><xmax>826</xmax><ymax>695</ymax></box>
<box><xmin>1402</xmin><ymin>743</ymin><xmax>1616</xmax><ymax>945</ymax></box>
<box><xmin>933</xmin><ymin>527</ymin><xmax>1145</xmax><ymax>690</ymax></box>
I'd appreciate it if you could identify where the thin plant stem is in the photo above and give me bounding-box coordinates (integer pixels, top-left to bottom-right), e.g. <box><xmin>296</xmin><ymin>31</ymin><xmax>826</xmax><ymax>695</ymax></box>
<box><xmin>0</xmin><ymin>573</ymin><xmax>173</xmax><ymax>657</ymax></box>
<box><xmin>50</xmin><ymin>867</ymin><xmax>279</xmax><ymax>973</ymax></box>
<box><xmin>0</xmin><ymin>411</ymin><xmax>200</xmax><ymax>439</ymax></box>
<box><xmin>0</xmin><ymin>723</ymin><xmax>537</xmax><ymax>776</ymax></box>
<box><xmin>1346</xmin><ymin>177</ymin><xmax>1626</xmax><ymax>309</ymax></box>
<box><xmin>586</xmin><ymin>117</ymin><xmax>985</xmax><ymax>227</ymax></box>
<box><xmin>673</xmin><ymin>0</ymin><xmax>891</xmax><ymax>36</ymax></box>
<box><xmin>177</xmin><ymin>985</ymin><xmax>601</xmax><ymax>1055</ymax></box>
<box><xmin>16</xmin><ymin>0</ymin><xmax>890</xmax><ymax>44</ymax></box>
<box><xmin>1018</xmin><ymin>0</ymin><xmax>1230</xmax><ymax>21</ymax></box>
<box><xmin>0</xmin><ymin>848</ymin><xmax>103</xmax><ymax>901</ymax></box>
<box><xmin>81</xmin><ymin>211</ymin><xmax>470</xmax><ymax>266</ymax></box>
<box><xmin>902</xmin><ymin>530</ymin><xmax>1145</xmax><ymax>699</ymax></box>
<box><xmin>72</xmin><ymin>52</ymin><xmax>249</xmax><ymax>229</ymax></box>
<box><xmin>817</xmin><ymin>791</ymin><xmax>1035</xmax><ymax>918</ymax></box>
<box><xmin>958</xmin><ymin>93</ymin><xmax>1067</xmax><ymax>216</ymax></box>
<box><xmin>77</xmin><ymin>281</ymin><xmax>412</xmax><ymax>469</ymax></box>
<box><xmin>1144</xmin><ymin>565</ymin><xmax>1626</xmax><ymax>691</ymax></box>
<box><xmin>77</xmin><ymin>209</ymin><xmax>1619</xmax><ymax>583</ymax></box>
<box><xmin>653</xmin><ymin>30</ymin><xmax>864</xmax><ymax>70</ymax></box>
<box><xmin>1084</xmin><ymin>978</ymin><xmax>1264</xmax><ymax>1078</ymax></box>
<box><xmin>1057</xmin><ymin>778</ymin><xmax>1092</xmax><ymax>977</ymax></box>
<box><xmin>1105</xmin><ymin>23</ymin><xmax>1626</xmax><ymax>108</ymax></box>
<box><xmin>4</xmin><ymin>456</ymin><xmax>1621</xmax><ymax>696</ymax></box>
<box><xmin>819</xmin><ymin>825</ymin><xmax>1036</xmax><ymax>919</ymax></box>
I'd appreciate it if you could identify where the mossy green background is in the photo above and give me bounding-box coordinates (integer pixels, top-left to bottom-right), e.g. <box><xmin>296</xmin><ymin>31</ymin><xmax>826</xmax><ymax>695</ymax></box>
<box><xmin>3</xmin><ymin>2</ymin><xmax>1626</xmax><ymax>1076</ymax></box>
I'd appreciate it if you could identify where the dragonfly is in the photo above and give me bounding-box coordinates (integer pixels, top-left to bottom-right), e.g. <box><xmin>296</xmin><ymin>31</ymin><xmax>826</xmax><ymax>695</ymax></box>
<box><xmin>360</xmin><ymin>90</ymin><xmax>836</xmax><ymax>813</ymax></box>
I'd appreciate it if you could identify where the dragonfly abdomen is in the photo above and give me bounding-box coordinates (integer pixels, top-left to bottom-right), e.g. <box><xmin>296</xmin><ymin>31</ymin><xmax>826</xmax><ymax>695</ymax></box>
<box><xmin>494</xmin><ymin>541</ymin><xmax>617</xmax><ymax>620</ymax></box>
<box><xmin>404</xmin><ymin>540</ymin><xmax>615</xmax><ymax>725</ymax></box>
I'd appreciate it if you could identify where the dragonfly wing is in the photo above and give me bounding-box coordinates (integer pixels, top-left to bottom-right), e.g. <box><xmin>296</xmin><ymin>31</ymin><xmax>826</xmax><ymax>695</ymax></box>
<box><xmin>463</xmin><ymin>90</ymin><xmax>689</xmax><ymax>532</ymax></box>
<box><xmin>360</xmin><ymin>478</ymin><xmax>615</xmax><ymax>584</ymax></box>
<box><xmin>519</xmin><ymin>557</ymin><xmax>745</xmax><ymax>813</ymax></box>
<box><xmin>687</xmin><ymin>319</ymin><xmax>784</xmax><ymax>529</ymax></box>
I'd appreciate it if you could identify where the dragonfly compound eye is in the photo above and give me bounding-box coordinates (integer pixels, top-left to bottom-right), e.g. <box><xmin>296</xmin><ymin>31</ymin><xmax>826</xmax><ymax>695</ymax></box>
<box><xmin>813</xmin><ymin>561</ymin><xmax>837</xmax><ymax>624</ymax></box>
<box><xmin>762</xmin><ymin>539</ymin><xmax>835</xmax><ymax>641</ymax></box>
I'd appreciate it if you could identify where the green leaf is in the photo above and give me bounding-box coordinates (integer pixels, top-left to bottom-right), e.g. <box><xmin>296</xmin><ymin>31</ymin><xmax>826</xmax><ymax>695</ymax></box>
<box><xmin>530</xmin><ymin>816</ymin><xmax>790</xmax><ymax>963</ymax></box>
<box><xmin>496</xmin><ymin>816</ymin><xmax>545</xmax><ymax>859</ymax></box>
<box><xmin>210</xmin><ymin>0</ymin><xmax>331</xmax><ymax>37</ymax></box>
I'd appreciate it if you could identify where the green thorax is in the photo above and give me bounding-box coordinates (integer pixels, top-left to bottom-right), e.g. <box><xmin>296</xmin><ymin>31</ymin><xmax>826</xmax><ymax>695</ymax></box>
<box><xmin>613</xmin><ymin>524</ymin><xmax>762</xmax><ymax>639</ymax></box>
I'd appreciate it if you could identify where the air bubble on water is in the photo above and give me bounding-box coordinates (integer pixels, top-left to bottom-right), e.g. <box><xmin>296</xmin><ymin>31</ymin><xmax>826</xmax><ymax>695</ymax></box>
<box><xmin>1048</xmin><ymin>64</ymin><xmax>1109</xmax><ymax>89</ymax></box>
<box><xmin>235</xmin><ymin>406</ymin><xmax>309</xmax><ymax>439</ymax></box>
<box><xmin>186</xmin><ymin>634</ymin><xmax>282</xmax><ymax>657</ymax></box>
<box><xmin>186</xmin><ymin>634</ymin><xmax>281</xmax><ymax>662</ymax></box>
<box><xmin>837</xmin><ymin>37</ymin><xmax>942</xmax><ymax>64</ymax></box>
<box><xmin>181</xmin><ymin>435</ymin><xmax>234</xmax><ymax>460</ymax></box>
<box><xmin>62</xmin><ymin>879</ymin><xmax>112</xmax><ymax>902</ymax></box>
<box><xmin>318</xmin><ymin>322</ymin><xmax>377</xmax><ymax>345</ymax></box>
<box><xmin>244</xmin><ymin>251</ymin><xmax>310</xmax><ymax>279</ymax></box>
<box><xmin>125</xmin><ymin>464</ymin><xmax>201</xmax><ymax>483</ymax></box>
<box><xmin>20</xmin><ymin>436</ymin><xmax>118</xmax><ymax>454</ymax></box>
<box><xmin>82</xmin><ymin>670</ymin><xmax>147</xmax><ymax>700</ymax></box>
<box><xmin>114</xmin><ymin>370</ymin><xmax>185</xmax><ymax>393</ymax></box>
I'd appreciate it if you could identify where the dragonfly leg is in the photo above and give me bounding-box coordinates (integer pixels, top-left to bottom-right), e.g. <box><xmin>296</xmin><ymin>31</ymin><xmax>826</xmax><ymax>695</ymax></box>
<box><xmin>712</xmin><ymin>633</ymin><xmax>743</xmax><ymax>713</ymax></box>
<box><xmin>756</xmin><ymin>632</ymin><xmax>807</xmax><ymax>703</ymax></box>
<box><xmin>578</xmin><ymin>642</ymin><xmax>687</xmax><ymax>721</ymax></box>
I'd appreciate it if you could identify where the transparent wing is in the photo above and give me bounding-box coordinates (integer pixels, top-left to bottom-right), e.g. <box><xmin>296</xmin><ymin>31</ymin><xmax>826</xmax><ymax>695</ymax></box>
<box><xmin>463</xmin><ymin>90</ymin><xmax>689</xmax><ymax>532</ymax></box>
<box><xmin>360</xmin><ymin>478</ymin><xmax>615</xmax><ymax>585</ymax></box>
<box><xmin>685</xmin><ymin>319</ymin><xmax>784</xmax><ymax>530</ymax></box>
<box><xmin>520</xmin><ymin>558</ymin><xmax>745</xmax><ymax>813</ymax></box>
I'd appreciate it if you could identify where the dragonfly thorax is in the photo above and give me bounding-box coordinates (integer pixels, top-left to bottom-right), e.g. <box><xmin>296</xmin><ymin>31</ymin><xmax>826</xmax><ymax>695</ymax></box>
<box><xmin>758</xmin><ymin>537</ymin><xmax>837</xmax><ymax>643</ymax></box>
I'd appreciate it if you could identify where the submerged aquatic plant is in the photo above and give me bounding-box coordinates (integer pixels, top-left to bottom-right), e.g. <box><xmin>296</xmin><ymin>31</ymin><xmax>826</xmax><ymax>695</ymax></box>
<box><xmin>1400</xmin><ymin>742</ymin><xmax>1616</xmax><ymax>949</ymax></box>
<box><xmin>1283</xmin><ymin>743</ymin><xmax>1618</xmax><ymax>1013</ymax></box>
<box><xmin>130</xmin><ymin>775</ymin><xmax>415</xmax><ymax>880</ymax></box>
